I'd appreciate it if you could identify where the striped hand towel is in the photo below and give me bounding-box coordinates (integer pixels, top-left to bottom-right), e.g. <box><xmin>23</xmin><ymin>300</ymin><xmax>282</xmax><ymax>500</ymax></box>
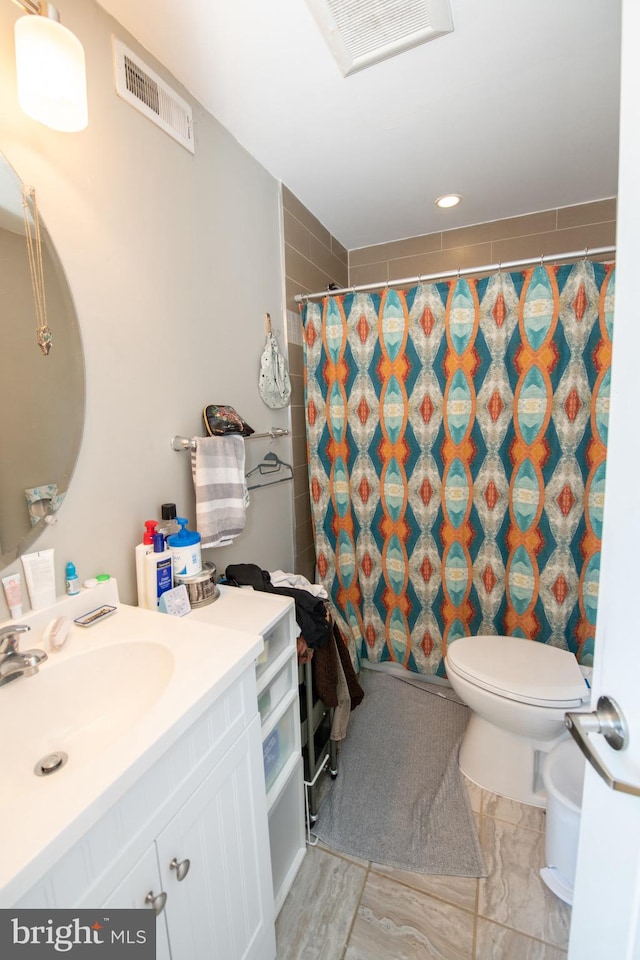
<box><xmin>191</xmin><ymin>435</ymin><xmax>250</xmax><ymax>548</ymax></box>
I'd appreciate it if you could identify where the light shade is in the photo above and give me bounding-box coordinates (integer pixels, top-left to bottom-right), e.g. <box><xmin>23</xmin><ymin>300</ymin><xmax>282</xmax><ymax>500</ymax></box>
<box><xmin>15</xmin><ymin>13</ymin><xmax>88</xmax><ymax>132</ymax></box>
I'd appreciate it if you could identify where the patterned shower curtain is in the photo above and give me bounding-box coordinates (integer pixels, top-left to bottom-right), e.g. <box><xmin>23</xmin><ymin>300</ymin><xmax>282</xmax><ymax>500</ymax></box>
<box><xmin>302</xmin><ymin>260</ymin><xmax>615</xmax><ymax>675</ymax></box>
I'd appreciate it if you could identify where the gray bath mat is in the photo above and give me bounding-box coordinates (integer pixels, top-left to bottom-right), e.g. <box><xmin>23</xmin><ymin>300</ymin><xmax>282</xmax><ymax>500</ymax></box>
<box><xmin>314</xmin><ymin>669</ymin><xmax>487</xmax><ymax>877</ymax></box>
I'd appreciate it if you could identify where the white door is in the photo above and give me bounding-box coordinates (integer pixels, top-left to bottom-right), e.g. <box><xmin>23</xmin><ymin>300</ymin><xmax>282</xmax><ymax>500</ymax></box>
<box><xmin>568</xmin><ymin>2</ymin><xmax>640</xmax><ymax>956</ymax></box>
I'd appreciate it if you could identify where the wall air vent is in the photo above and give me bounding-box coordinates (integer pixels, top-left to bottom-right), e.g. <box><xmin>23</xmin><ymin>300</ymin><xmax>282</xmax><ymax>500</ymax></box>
<box><xmin>113</xmin><ymin>39</ymin><xmax>195</xmax><ymax>154</ymax></box>
<box><xmin>305</xmin><ymin>0</ymin><xmax>453</xmax><ymax>76</ymax></box>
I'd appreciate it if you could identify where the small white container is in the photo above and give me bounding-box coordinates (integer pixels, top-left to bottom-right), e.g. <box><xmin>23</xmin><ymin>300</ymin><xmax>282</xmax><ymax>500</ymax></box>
<box><xmin>540</xmin><ymin>738</ymin><xmax>586</xmax><ymax>905</ymax></box>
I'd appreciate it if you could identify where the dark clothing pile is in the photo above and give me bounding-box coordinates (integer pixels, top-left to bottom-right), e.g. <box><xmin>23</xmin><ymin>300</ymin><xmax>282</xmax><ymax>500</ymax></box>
<box><xmin>224</xmin><ymin>564</ymin><xmax>364</xmax><ymax>721</ymax></box>
<box><xmin>225</xmin><ymin>563</ymin><xmax>332</xmax><ymax>650</ymax></box>
<box><xmin>313</xmin><ymin>621</ymin><xmax>364</xmax><ymax>714</ymax></box>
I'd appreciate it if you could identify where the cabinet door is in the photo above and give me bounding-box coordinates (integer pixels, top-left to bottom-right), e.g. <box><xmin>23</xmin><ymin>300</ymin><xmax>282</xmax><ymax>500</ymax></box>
<box><xmin>102</xmin><ymin>845</ymin><xmax>171</xmax><ymax>960</ymax></box>
<box><xmin>156</xmin><ymin>716</ymin><xmax>275</xmax><ymax>960</ymax></box>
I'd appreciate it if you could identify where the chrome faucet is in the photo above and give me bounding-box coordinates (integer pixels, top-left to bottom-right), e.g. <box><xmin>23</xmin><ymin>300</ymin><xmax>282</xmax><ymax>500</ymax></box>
<box><xmin>0</xmin><ymin>624</ymin><xmax>48</xmax><ymax>687</ymax></box>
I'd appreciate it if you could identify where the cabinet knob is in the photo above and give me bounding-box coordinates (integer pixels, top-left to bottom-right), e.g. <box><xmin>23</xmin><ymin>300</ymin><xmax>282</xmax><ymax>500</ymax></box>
<box><xmin>170</xmin><ymin>856</ymin><xmax>191</xmax><ymax>882</ymax></box>
<box><xmin>144</xmin><ymin>890</ymin><xmax>167</xmax><ymax>915</ymax></box>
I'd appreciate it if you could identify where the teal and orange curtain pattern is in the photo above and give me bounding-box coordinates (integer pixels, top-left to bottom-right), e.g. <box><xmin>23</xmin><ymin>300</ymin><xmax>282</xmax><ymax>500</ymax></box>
<box><xmin>301</xmin><ymin>261</ymin><xmax>615</xmax><ymax>675</ymax></box>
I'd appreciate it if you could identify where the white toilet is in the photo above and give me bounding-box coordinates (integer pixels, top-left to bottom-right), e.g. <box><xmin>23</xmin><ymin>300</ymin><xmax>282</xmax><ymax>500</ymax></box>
<box><xmin>445</xmin><ymin>635</ymin><xmax>590</xmax><ymax>807</ymax></box>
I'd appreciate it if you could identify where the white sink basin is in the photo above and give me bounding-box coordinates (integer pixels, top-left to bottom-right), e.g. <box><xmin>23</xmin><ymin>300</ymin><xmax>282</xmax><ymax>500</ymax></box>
<box><xmin>0</xmin><ymin>640</ymin><xmax>174</xmax><ymax>787</ymax></box>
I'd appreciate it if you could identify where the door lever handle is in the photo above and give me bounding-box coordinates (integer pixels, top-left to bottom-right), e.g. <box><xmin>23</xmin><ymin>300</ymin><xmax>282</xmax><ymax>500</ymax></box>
<box><xmin>565</xmin><ymin>695</ymin><xmax>640</xmax><ymax>797</ymax></box>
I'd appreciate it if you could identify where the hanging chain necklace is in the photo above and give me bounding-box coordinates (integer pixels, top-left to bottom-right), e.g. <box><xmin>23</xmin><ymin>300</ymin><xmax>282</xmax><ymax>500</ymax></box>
<box><xmin>21</xmin><ymin>184</ymin><xmax>52</xmax><ymax>356</ymax></box>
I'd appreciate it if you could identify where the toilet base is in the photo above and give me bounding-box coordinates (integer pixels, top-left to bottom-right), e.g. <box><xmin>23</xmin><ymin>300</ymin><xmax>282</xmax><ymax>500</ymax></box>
<box><xmin>458</xmin><ymin>713</ymin><xmax>567</xmax><ymax>808</ymax></box>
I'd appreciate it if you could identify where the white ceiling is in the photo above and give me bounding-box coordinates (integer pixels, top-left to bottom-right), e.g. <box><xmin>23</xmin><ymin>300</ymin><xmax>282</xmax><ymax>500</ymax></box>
<box><xmin>96</xmin><ymin>0</ymin><xmax>622</xmax><ymax>251</ymax></box>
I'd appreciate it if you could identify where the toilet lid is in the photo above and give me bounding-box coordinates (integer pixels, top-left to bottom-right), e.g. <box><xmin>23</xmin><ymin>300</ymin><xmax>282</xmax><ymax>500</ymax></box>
<box><xmin>445</xmin><ymin>635</ymin><xmax>589</xmax><ymax>707</ymax></box>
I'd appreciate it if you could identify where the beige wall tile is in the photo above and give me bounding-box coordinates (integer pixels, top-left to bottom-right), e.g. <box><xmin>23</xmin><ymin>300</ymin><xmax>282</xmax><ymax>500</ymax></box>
<box><xmin>331</xmin><ymin>235</ymin><xmax>349</xmax><ymax>266</ymax></box>
<box><xmin>387</xmin><ymin>243</ymin><xmax>493</xmax><ymax>282</ymax></box>
<box><xmin>557</xmin><ymin>197</ymin><xmax>617</xmax><ymax>228</ymax></box>
<box><xmin>295</xmin><ymin>517</ymin><xmax>315</xmax><ymax>557</ymax></box>
<box><xmin>291</xmin><ymin>429</ymin><xmax>307</xmax><ymax>462</ymax></box>
<box><xmin>291</xmin><ymin>402</ymin><xmax>307</xmax><ymax>440</ymax></box>
<box><xmin>285</xmin><ymin>277</ymin><xmax>307</xmax><ymax>314</ymax></box>
<box><xmin>283</xmin><ymin>208</ymin><xmax>311</xmax><ymax>260</ymax></box>
<box><xmin>349</xmin><ymin>260</ymin><xmax>390</xmax><ymax>286</ymax></box>
<box><xmin>295</xmin><ymin>546</ymin><xmax>316</xmax><ymax>583</ymax></box>
<box><xmin>309</xmin><ymin>232</ymin><xmax>349</xmax><ymax>287</ymax></box>
<box><xmin>287</xmin><ymin>342</ymin><xmax>304</xmax><ymax>377</ymax></box>
<box><xmin>348</xmin><ymin>201</ymin><xmax>617</xmax><ymax>292</ymax></box>
<box><xmin>491</xmin><ymin>221</ymin><xmax>616</xmax><ymax>264</ymax></box>
<box><xmin>443</xmin><ymin>210</ymin><xmax>557</xmax><ymax>249</ymax></box>
<box><xmin>282</xmin><ymin>184</ymin><xmax>332</xmax><ymax>248</ymax></box>
<box><xmin>293</xmin><ymin>462</ymin><xmax>310</xmax><ymax>499</ymax></box>
<box><xmin>351</xmin><ymin>231</ymin><xmax>442</xmax><ymax>267</ymax></box>
<box><xmin>295</xmin><ymin>491</ymin><xmax>312</xmax><ymax>527</ymax></box>
<box><xmin>285</xmin><ymin>243</ymin><xmax>335</xmax><ymax>296</ymax></box>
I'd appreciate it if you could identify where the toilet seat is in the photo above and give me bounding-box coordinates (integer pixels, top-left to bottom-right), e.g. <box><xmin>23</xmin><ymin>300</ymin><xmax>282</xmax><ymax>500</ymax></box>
<box><xmin>445</xmin><ymin>635</ymin><xmax>589</xmax><ymax>709</ymax></box>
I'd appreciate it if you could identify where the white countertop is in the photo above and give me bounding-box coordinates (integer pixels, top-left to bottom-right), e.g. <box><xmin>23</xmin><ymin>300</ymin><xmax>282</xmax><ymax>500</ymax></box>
<box><xmin>0</xmin><ymin>581</ymin><xmax>263</xmax><ymax>904</ymax></box>
<box><xmin>188</xmin><ymin>583</ymin><xmax>295</xmax><ymax>633</ymax></box>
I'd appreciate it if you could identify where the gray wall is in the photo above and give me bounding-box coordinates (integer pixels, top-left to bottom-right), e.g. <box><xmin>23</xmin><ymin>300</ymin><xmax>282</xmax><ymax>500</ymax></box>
<box><xmin>0</xmin><ymin>0</ymin><xmax>294</xmax><ymax>614</ymax></box>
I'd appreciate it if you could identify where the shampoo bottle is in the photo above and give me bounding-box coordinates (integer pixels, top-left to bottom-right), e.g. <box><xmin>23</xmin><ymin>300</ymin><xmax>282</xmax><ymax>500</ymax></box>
<box><xmin>135</xmin><ymin>520</ymin><xmax>158</xmax><ymax>608</ymax></box>
<box><xmin>167</xmin><ymin>517</ymin><xmax>202</xmax><ymax>578</ymax></box>
<box><xmin>145</xmin><ymin>532</ymin><xmax>173</xmax><ymax>609</ymax></box>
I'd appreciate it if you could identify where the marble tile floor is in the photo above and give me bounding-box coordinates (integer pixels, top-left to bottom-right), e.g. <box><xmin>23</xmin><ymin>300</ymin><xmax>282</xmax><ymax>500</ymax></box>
<box><xmin>275</xmin><ymin>775</ymin><xmax>572</xmax><ymax>960</ymax></box>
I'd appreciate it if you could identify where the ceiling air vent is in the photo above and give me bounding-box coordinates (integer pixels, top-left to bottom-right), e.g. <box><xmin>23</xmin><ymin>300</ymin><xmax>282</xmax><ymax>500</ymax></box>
<box><xmin>113</xmin><ymin>39</ymin><xmax>195</xmax><ymax>154</ymax></box>
<box><xmin>305</xmin><ymin>0</ymin><xmax>453</xmax><ymax>76</ymax></box>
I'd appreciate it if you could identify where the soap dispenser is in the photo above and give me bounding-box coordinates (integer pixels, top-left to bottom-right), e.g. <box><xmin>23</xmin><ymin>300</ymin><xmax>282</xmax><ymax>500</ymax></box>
<box><xmin>167</xmin><ymin>517</ymin><xmax>202</xmax><ymax>578</ymax></box>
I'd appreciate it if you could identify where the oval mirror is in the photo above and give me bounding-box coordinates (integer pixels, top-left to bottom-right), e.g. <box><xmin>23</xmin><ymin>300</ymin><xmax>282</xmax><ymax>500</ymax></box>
<box><xmin>0</xmin><ymin>154</ymin><xmax>85</xmax><ymax>568</ymax></box>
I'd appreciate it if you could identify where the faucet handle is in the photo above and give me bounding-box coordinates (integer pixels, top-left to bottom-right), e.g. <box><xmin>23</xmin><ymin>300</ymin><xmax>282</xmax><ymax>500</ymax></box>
<box><xmin>0</xmin><ymin>624</ymin><xmax>31</xmax><ymax>654</ymax></box>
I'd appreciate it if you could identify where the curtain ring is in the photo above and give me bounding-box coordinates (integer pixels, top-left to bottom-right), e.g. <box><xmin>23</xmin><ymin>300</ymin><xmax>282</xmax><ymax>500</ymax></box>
<box><xmin>540</xmin><ymin>253</ymin><xmax>545</xmax><ymax>267</ymax></box>
<box><xmin>583</xmin><ymin>247</ymin><xmax>589</xmax><ymax>262</ymax></box>
<box><xmin>457</xmin><ymin>266</ymin><xmax>461</xmax><ymax>280</ymax></box>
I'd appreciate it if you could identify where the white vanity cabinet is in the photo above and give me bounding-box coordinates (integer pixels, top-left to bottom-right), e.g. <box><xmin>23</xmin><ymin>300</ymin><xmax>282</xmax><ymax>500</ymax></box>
<box><xmin>189</xmin><ymin>586</ymin><xmax>306</xmax><ymax>915</ymax></box>
<box><xmin>15</xmin><ymin>666</ymin><xmax>276</xmax><ymax>960</ymax></box>
<box><xmin>103</xmin><ymin>846</ymin><xmax>171</xmax><ymax>960</ymax></box>
<box><xmin>104</xmin><ymin>717</ymin><xmax>271</xmax><ymax>960</ymax></box>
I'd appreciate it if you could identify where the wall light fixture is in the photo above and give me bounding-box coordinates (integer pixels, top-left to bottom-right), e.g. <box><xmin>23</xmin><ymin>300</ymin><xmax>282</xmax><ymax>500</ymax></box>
<box><xmin>13</xmin><ymin>1</ymin><xmax>88</xmax><ymax>132</ymax></box>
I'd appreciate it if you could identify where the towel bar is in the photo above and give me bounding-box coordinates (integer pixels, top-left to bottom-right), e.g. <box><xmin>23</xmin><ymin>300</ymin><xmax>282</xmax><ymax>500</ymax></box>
<box><xmin>171</xmin><ymin>428</ymin><xmax>289</xmax><ymax>451</ymax></box>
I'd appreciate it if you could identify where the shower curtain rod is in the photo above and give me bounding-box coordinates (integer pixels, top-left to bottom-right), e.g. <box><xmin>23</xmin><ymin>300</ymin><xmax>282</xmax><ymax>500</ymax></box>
<box><xmin>294</xmin><ymin>245</ymin><xmax>616</xmax><ymax>303</ymax></box>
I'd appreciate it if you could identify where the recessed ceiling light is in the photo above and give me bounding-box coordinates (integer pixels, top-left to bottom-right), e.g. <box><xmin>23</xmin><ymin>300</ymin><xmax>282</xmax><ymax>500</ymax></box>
<box><xmin>435</xmin><ymin>194</ymin><xmax>462</xmax><ymax>208</ymax></box>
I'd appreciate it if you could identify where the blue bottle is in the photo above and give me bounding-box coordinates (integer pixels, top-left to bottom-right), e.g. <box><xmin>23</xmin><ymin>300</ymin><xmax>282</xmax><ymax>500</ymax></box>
<box><xmin>65</xmin><ymin>561</ymin><xmax>80</xmax><ymax>596</ymax></box>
